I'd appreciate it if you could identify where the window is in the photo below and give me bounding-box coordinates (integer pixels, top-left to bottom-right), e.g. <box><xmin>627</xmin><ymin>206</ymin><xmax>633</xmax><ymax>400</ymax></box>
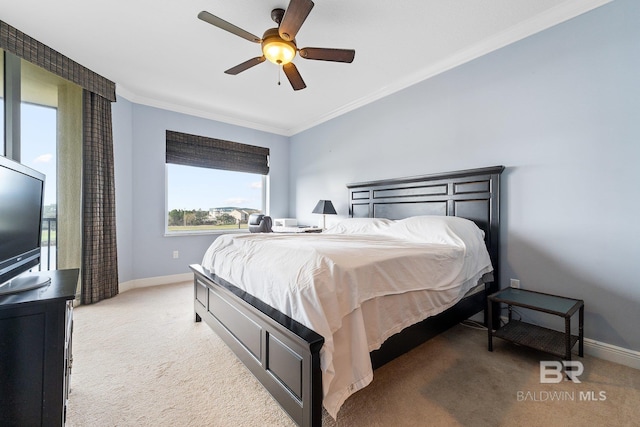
<box><xmin>165</xmin><ymin>131</ymin><xmax>269</xmax><ymax>234</ymax></box>
<box><xmin>166</xmin><ymin>165</ymin><xmax>266</xmax><ymax>233</ymax></box>
<box><xmin>2</xmin><ymin>50</ymin><xmax>83</xmax><ymax>271</ymax></box>
<box><xmin>21</xmin><ymin>103</ymin><xmax>57</xmax><ymax>269</ymax></box>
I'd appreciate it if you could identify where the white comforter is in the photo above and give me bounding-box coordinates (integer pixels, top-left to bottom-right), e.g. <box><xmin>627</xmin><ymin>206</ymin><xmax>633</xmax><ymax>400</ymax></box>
<box><xmin>201</xmin><ymin>216</ymin><xmax>493</xmax><ymax>418</ymax></box>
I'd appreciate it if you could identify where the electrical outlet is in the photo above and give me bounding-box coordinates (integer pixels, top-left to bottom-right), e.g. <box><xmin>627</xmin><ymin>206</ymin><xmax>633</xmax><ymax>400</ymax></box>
<box><xmin>510</xmin><ymin>279</ymin><xmax>520</xmax><ymax>288</ymax></box>
<box><xmin>172</xmin><ymin>250</ymin><xmax>179</xmax><ymax>259</ymax></box>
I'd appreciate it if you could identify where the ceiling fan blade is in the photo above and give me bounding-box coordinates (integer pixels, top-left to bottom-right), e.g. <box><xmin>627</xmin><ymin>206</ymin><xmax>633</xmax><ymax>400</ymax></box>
<box><xmin>279</xmin><ymin>0</ymin><xmax>314</xmax><ymax>41</ymax></box>
<box><xmin>225</xmin><ymin>56</ymin><xmax>266</xmax><ymax>75</ymax></box>
<box><xmin>198</xmin><ymin>11</ymin><xmax>261</xmax><ymax>43</ymax></box>
<box><xmin>283</xmin><ymin>63</ymin><xmax>307</xmax><ymax>91</ymax></box>
<box><xmin>299</xmin><ymin>48</ymin><xmax>355</xmax><ymax>63</ymax></box>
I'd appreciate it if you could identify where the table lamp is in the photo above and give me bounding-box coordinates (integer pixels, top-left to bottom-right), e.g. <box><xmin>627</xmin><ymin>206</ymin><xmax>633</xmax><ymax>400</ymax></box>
<box><xmin>312</xmin><ymin>200</ymin><xmax>337</xmax><ymax>229</ymax></box>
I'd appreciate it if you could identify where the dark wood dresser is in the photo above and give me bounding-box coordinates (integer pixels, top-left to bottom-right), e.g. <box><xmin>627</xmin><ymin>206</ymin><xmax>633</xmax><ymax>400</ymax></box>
<box><xmin>0</xmin><ymin>269</ymin><xmax>79</xmax><ymax>426</ymax></box>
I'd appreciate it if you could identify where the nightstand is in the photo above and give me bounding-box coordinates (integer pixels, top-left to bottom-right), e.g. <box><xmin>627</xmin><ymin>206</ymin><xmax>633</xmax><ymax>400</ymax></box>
<box><xmin>488</xmin><ymin>288</ymin><xmax>584</xmax><ymax>361</ymax></box>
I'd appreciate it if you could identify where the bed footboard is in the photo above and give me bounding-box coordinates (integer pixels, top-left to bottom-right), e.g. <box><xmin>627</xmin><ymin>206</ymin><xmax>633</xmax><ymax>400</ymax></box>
<box><xmin>191</xmin><ymin>264</ymin><xmax>324</xmax><ymax>427</ymax></box>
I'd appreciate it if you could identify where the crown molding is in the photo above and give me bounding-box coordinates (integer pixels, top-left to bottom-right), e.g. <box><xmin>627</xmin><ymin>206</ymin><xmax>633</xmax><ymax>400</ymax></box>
<box><xmin>287</xmin><ymin>0</ymin><xmax>613</xmax><ymax>135</ymax></box>
<box><xmin>115</xmin><ymin>84</ymin><xmax>291</xmax><ymax>136</ymax></box>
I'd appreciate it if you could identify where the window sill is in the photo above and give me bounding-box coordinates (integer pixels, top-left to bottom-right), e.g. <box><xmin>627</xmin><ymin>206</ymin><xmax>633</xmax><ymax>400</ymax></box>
<box><xmin>164</xmin><ymin>229</ymin><xmax>250</xmax><ymax>237</ymax></box>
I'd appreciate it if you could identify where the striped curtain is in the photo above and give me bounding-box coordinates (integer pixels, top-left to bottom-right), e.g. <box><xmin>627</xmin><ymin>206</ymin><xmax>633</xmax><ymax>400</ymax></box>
<box><xmin>82</xmin><ymin>91</ymin><xmax>119</xmax><ymax>303</ymax></box>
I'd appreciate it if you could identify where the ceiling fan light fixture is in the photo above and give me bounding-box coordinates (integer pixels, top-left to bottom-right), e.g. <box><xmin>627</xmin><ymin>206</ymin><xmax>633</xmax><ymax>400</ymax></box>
<box><xmin>261</xmin><ymin>28</ymin><xmax>296</xmax><ymax>65</ymax></box>
<box><xmin>198</xmin><ymin>1</ymin><xmax>355</xmax><ymax>90</ymax></box>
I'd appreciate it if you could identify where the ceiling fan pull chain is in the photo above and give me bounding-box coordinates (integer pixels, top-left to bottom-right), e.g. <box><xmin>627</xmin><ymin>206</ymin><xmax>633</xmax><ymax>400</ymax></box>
<box><xmin>278</xmin><ymin>64</ymin><xmax>282</xmax><ymax>86</ymax></box>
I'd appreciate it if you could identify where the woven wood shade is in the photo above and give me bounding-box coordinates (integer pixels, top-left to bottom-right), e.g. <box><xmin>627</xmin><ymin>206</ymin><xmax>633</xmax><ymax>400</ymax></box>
<box><xmin>166</xmin><ymin>130</ymin><xmax>269</xmax><ymax>175</ymax></box>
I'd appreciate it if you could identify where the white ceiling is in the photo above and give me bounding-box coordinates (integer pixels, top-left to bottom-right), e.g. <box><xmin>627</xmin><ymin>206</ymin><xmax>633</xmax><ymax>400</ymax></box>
<box><xmin>1</xmin><ymin>0</ymin><xmax>610</xmax><ymax>136</ymax></box>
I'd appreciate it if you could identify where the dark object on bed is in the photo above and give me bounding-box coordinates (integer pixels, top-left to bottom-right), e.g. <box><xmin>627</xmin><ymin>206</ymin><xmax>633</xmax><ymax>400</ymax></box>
<box><xmin>248</xmin><ymin>214</ymin><xmax>273</xmax><ymax>233</ymax></box>
<box><xmin>191</xmin><ymin>165</ymin><xmax>504</xmax><ymax>427</ymax></box>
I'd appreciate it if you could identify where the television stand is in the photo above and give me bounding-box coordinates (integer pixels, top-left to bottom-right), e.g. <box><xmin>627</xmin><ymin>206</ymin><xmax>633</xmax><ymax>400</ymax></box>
<box><xmin>0</xmin><ymin>272</ymin><xmax>52</xmax><ymax>295</ymax></box>
<box><xmin>0</xmin><ymin>268</ymin><xmax>78</xmax><ymax>426</ymax></box>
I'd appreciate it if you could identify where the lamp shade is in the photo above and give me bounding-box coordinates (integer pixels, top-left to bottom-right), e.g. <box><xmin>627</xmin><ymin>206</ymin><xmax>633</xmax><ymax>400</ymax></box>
<box><xmin>312</xmin><ymin>200</ymin><xmax>337</xmax><ymax>215</ymax></box>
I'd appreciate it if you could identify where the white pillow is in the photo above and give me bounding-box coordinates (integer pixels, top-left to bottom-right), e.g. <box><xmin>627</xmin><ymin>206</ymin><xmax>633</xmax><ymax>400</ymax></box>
<box><xmin>386</xmin><ymin>215</ymin><xmax>485</xmax><ymax>248</ymax></box>
<box><xmin>323</xmin><ymin>217</ymin><xmax>394</xmax><ymax>235</ymax></box>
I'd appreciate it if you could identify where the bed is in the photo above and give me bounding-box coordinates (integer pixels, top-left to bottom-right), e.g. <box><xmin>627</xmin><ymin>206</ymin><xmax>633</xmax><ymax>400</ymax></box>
<box><xmin>190</xmin><ymin>166</ymin><xmax>504</xmax><ymax>426</ymax></box>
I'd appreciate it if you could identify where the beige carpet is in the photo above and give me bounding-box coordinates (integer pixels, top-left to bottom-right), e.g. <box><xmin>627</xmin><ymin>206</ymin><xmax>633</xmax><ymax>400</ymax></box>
<box><xmin>67</xmin><ymin>282</ymin><xmax>640</xmax><ymax>427</ymax></box>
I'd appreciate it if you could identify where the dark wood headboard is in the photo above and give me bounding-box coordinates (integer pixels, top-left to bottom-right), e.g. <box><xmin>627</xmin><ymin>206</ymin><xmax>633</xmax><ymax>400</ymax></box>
<box><xmin>347</xmin><ymin>166</ymin><xmax>505</xmax><ymax>288</ymax></box>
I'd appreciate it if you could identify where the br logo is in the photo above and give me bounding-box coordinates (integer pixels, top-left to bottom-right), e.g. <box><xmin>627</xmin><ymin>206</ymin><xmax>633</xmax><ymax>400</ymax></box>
<box><xmin>540</xmin><ymin>361</ymin><xmax>584</xmax><ymax>383</ymax></box>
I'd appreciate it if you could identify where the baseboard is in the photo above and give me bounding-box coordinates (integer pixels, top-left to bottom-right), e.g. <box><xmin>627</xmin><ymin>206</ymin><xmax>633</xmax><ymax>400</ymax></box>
<box><xmin>584</xmin><ymin>338</ymin><xmax>640</xmax><ymax>370</ymax></box>
<box><xmin>119</xmin><ymin>273</ymin><xmax>192</xmax><ymax>293</ymax></box>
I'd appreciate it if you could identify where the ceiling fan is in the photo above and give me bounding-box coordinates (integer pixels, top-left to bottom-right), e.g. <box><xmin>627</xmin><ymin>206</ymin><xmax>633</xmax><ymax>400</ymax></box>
<box><xmin>198</xmin><ymin>0</ymin><xmax>355</xmax><ymax>91</ymax></box>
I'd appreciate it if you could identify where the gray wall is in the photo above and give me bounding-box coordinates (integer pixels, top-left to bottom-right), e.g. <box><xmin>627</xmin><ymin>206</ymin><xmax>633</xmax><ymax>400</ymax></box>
<box><xmin>289</xmin><ymin>0</ymin><xmax>640</xmax><ymax>350</ymax></box>
<box><xmin>112</xmin><ymin>102</ymin><xmax>290</xmax><ymax>282</ymax></box>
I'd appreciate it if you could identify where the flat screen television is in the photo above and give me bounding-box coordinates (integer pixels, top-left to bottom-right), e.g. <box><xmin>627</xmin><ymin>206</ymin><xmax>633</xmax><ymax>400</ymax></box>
<box><xmin>0</xmin><ymin>155</ymin><xmax>50</xmax><ymax>295</ymax></box>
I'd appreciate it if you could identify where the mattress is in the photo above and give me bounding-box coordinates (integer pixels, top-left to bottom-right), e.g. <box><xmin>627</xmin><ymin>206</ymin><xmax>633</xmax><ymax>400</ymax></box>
<box><xmin>201</xmin><ymin>216</ymin><xmax>493</xmax><ymax>418</ymax></box>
